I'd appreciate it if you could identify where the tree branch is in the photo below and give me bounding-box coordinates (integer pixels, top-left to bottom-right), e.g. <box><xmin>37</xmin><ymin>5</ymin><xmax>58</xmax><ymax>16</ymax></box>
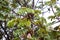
<box><xmin>32</xmin><ymin>0</ymin><xmax>35</xmax><ymax>9</ymax></box>
<box><xmin>11</xmin><ymin>9</ymin><xmax>19</xmax><ymax>16</ymax></box>
<box><xmin>16</xmin><ymin>0</ymin><xmax>21</xmax><ymax>6</ymax></box>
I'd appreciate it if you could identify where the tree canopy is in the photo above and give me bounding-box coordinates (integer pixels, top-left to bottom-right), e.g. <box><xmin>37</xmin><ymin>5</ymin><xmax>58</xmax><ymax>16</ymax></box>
<box><xmin>0</xmin><ymin>0</ymin><xmax>60</xmax><ymax>40</ymax></box>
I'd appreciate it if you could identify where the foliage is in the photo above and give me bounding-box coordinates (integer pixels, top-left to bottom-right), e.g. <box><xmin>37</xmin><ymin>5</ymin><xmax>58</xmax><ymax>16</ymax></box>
<box><xmin>0</xmin><ymin>0</ymin><xmax>60</xmax><ymax>40</ymax></box>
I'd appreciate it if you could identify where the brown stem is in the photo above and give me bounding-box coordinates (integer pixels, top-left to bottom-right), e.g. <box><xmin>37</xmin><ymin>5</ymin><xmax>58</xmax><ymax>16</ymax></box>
<box><xmin>51</xmin><ymin>5</ymin><xmax>55</xmax><ymax>13</ymax></box>
<box><xmin>32</xmin><ymin>0</ymin><xmax>35</xmax><ymax>9</ymax></box>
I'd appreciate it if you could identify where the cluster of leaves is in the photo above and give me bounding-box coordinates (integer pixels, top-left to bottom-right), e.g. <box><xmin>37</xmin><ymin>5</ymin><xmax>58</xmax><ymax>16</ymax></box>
<box><xmin>0</xmin><ymin>0</ymin><xmax>60</xmax><ymax>40</ymax></box>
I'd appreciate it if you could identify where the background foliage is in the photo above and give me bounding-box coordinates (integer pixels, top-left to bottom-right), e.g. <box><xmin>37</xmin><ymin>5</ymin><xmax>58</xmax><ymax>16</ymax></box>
<box><xmin>0</xmin><ymin>0</ymin><xmax>60</xmax><ymax>40</ymax></box>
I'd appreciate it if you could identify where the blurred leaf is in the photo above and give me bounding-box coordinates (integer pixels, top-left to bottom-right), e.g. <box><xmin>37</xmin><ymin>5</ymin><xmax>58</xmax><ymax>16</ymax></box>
<box><xmin>37</xmin><ymin>28</ymin><xmax>48</xmax><ymax>37</ymax></box>
<box><xmin>0</xmin><ymin>0</ymin><xmax>9</xmax><ymax>6</ymax></box>
<box><xmin>51</xmin><ymin>0</ymin><xmax>56</xmax><ymax>4</ymax></box>
<box><xmin>18</xmin><ymin>7</ymin><xmax>27</xmax><ymax>15</ymax></box>
<box><xmin>25</xmin><ymin>20</ymin><xmax>31</xmax><ymax>27</ymax></box>
<box><xmin>13</xmin><ymin>37</ymin><xmax>20</xmax><ymax>40</ymax></box>
<box><xmin>13</xmin><ymin>29</ymin><xmax>21</xmax><ymax>37</ymax></box>
<box><xmin>13</xmin><ymin>29</ymin><xmax>28</xmax><ymax>37</ymax></box>
<box><xmin>34</xmin><ymin>20</ymin><xmax>42</xmax><ymax>26</ymax></box>
<box><xmin>26</xmin><ymin>8</ymin><xmax>34</xmax><ymax>13</ymax></box>
<box><xmin>7</xmin><ymin>19</ymin><xmax>17</xmax><ymax>28</ymax></box>
<box><xmin>11</xmin><ymin>4</ymin><xmax>18</xmax><ymax>8</ymax></box>
<box><xmin>0</xmin><ymin>13</ymin><xmax>4</xmax><ymax>19</ymax></box>
<box><xmin>45</xmin><ymin>0</ymin><xmax>56</xmax><ymax>5</ymax></box>
<box><xmin>34</xmin><ymin>10</ymin><xmax>41</xmax><ymax>14</ymax></box>
<box><xmin>18</xmin><ymin>7</ymin><xmax>34</xmax><ymax>15</ymax></box>
<box><xmin>40</xmin><ymin>17</ymin><xmax>47</xmax><ymax>23</ymax></box>
<box><xmin>18</xmin><ymin>18</ymin><xmax>31</xmax><ymax>28</ymax></box>
<box><xmin>45</xmin><ymin>1</ymin><xmax>51</xmax><ymax>5</ymax></box>
<box><xmin>48</xmin><ymin>15</ymin><xmax>55</xmax><ymax>21</ymax></box>
<box><xmin>56</xmin><ymin>13</ymin><xmax>60</xmax><ymax>16</ymax></box>
<box><xmin>49</xmin><ymin>31</ymin><xmax>58</xmax><ymax>39</ymax></box>
<box><xmin>0</xmin><ymin>0</ymin><xmax>10</xmax><ymax>12</ymax></box>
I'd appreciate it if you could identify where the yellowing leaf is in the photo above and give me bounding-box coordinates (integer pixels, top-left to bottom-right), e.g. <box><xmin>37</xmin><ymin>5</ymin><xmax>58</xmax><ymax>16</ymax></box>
<box><xmin>51</xmin><ymin>0</ymin><xmax>56</xmax><ymax>4</ymax></box>
<box><xmin>34</xmin><ymin>10</ymin><xmax>41</xmax><ymax>14</ymax></box>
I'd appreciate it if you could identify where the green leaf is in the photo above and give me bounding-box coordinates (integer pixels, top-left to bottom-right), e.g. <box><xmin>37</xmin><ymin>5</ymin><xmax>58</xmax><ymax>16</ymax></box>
<box><xmin>13</xmin><ymin>37</ymin><xmax>20</xmax><ymax>40</ymax></box>
<box><xmin>13</xmin><ymin>29</ymin><xmax>21</xmax><ymax>37</ymax></box>
<box><xmin>0</xmin><ymin>0</ymin><xmax>9</xmax><ymax>6</ymax></box>
<box><xmin>48</xmin><ymin>15</ymin><xmax>55</xmax><ymax>21</ymax></box>
<box><xmin>0</xmin><ymin>13</ymin><xmax>4</xmax><ymax>19</ymax></box>
<box><xmin>11</xmin><ymin>0</ymin><xmax>18</xmax><ymax>8</ymax></box>
<box><xmin>37</xmin><ymin>28</ymin><xmax>48</xmax><ymax>37</ymax></box>
<box><xmin>34</xmin><ymin>10</ymin><xmax>41</xmax><ymax>14</ymax></box>
<box><xmin>34</xmin><ymin>20</ymin><xmax>43</xmax><ymax>27</ymax></box>
<box><xmin>56</xmin><ymin>13</ymin><xmax>60</xmax><ymax>16</ymax></box>
<box><xmin>45</xmin><ymin>0</ymin><xmax>56</xmax><ymax>5</ymax></box>
<box><xmin>40</xmin><ymin>17</ymin><xmax>47</xmax><ymax>23</ymax></box>
<box><xmin>25</xmin><ymin>20</ymin><xmax>31</xmax><ymax>27</ymax></box>
<box><xmin>13</xmin><ymin>29</ymin><xmax>28</xmax><ymax>37</ymax></box>
<box><xmin>18</xmin><ymin>7</ymin><xmax>34</xmax><ymax>15</ymax></box>
<box><xmin>45</xmin><ymin>1</ymin><xmax>51</xmax><ymax>5</ymax></box>
<box><xmin>7</xmin><ymin>19</ymin><xmax>17</xmax><ymax>28</ymax></box>
<box><xmin>18</xmin><ymin>18</ymin><xmax>31</xmax><ymax>28</ymax></box>
<box><xmin>11</xmin><ymin>3</ymin><xmax>18</xmax><ymax>8</ymax></box>
<box><xmin>26</xmin><ymin>8</ymin><xmax>34</xmax><ymax>13</ymax></box>
<box><xmin>18</xmin><ymin>7</ymin><xmax>27</xmax><ymax>15</ymax></box>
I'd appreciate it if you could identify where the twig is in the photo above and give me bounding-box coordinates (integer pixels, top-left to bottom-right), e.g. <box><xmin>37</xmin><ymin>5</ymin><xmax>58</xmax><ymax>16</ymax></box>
<box><xmin>32</xmin><ymin>0</ymin><xmax>35</xmax><ymax>9</ymax></box>
<box><xmin>35</xmin><ymin>0</ymin><xmax>39</xmax><ymax>6</ymax></box>
<box><xmin>51</xmin><ymin>5</ymin><xmax>55</xmax><ymax>13</ymax></box>
<box><xmin>11</xmin><ymin>9</ymin><xmax>19</xmax><ymax>16</ymax></box>
<box><xmin>16</xmin><ymin>0</ymin><xmax>21</xmax><ymax>6</ymax></box>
